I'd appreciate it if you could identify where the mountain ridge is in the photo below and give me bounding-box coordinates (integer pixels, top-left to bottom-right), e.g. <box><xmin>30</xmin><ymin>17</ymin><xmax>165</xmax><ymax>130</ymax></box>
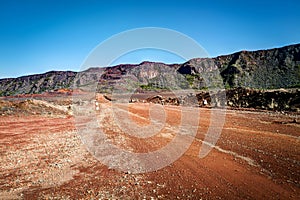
<box><xmin>1</xmin><ymin>43</ymin><xmax>299</xmax><ymax>96</ymax></box>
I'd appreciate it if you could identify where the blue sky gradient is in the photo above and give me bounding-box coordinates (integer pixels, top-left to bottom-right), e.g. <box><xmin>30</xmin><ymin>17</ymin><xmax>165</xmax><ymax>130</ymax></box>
<box><xmin>0</xmin><ymin>0</ymin><xmax>300</xmax><ymax>78</ymax></box>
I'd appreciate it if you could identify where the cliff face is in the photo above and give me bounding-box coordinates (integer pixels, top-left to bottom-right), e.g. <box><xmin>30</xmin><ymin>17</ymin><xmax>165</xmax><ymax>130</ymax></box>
<box><xmin>0</xmin><ymin>71</ymin><xmax>76</xmax><ymax>96</ymax></box>
<box><xmin>0</xmin><ymin>43</ymin><xmax>299</xmax><ymax>96</ymax></box>
<box><xmin>216</xmin><ymin>43</ymin><xmax>300</xmax><ymax>89</ymax></box>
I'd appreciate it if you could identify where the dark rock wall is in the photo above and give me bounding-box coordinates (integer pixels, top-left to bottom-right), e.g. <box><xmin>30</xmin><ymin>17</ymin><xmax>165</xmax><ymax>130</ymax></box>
<box><xmin>145</xmin><ymin>88</ymin><xmax>300</xmax><ymax>112</ymax></box>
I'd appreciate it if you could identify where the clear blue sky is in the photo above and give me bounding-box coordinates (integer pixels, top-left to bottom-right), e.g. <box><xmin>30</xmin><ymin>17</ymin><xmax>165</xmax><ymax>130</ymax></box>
<box><xmin>0</xmin><ymin>0</ymin><xmax>300</xmax><ymax>78</ymax></box>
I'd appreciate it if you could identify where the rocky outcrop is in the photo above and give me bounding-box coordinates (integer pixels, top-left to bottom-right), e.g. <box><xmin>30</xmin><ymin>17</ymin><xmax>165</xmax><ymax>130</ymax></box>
<box><xmin>225</xmin><ymin>88</ymin><xmax>300</xmax><ymax>111</ymax></box>
<box><xmin>144</xmin><ymin>88</ymin><xmax>300</xmax><ymax>112</ymax></box>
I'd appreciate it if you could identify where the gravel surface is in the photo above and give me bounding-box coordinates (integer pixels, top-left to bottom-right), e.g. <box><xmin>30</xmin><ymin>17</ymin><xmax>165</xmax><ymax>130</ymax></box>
<box><xmin>0</xmin><ymin>97</ymin><xmax>299</xmax><ymax>199</ymax></box>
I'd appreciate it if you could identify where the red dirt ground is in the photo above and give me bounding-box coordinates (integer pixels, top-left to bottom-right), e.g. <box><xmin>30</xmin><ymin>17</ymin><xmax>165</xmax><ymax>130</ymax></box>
<box><xmin>0</xmin><ymin>98</ymin><xmax>299</xmax><ymax>199</ymax></box>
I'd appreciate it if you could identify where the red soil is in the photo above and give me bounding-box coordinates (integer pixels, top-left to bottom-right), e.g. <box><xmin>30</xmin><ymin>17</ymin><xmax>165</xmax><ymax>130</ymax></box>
<box><xmin>0</xmin><ymin>99</ymin><xmax>299</xmax><ymax>199</ymax></box>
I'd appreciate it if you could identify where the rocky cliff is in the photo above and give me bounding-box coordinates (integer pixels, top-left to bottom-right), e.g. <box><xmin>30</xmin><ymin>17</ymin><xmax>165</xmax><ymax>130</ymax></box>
<box><xmin>0</xmin><ymin>43</ymin><xmax>299</xmax><ymax>96</ymax></box>
<box><xmin>0</xmin><ymin>71</ymin><xmax>76</xmax><ymax>96</ymax></box>
<box><xmin>216</xmin><ymin>43</ymin><xmax>300</xmax><ymax>89</ymax></box>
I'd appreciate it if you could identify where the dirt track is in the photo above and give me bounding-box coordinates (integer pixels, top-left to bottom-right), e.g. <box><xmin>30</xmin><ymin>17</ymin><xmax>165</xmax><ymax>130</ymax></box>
<box><xmin>0</xmin><ymin>98</ymin><xmax>299</xmax><ymax>199</ymax></box>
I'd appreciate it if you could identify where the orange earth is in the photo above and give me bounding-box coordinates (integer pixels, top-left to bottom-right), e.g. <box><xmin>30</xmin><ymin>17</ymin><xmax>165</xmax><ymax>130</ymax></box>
<box><xmin>0</xmin><ymin>95</ymin><xmax>299</xmax><ymax>199</ymax></box>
